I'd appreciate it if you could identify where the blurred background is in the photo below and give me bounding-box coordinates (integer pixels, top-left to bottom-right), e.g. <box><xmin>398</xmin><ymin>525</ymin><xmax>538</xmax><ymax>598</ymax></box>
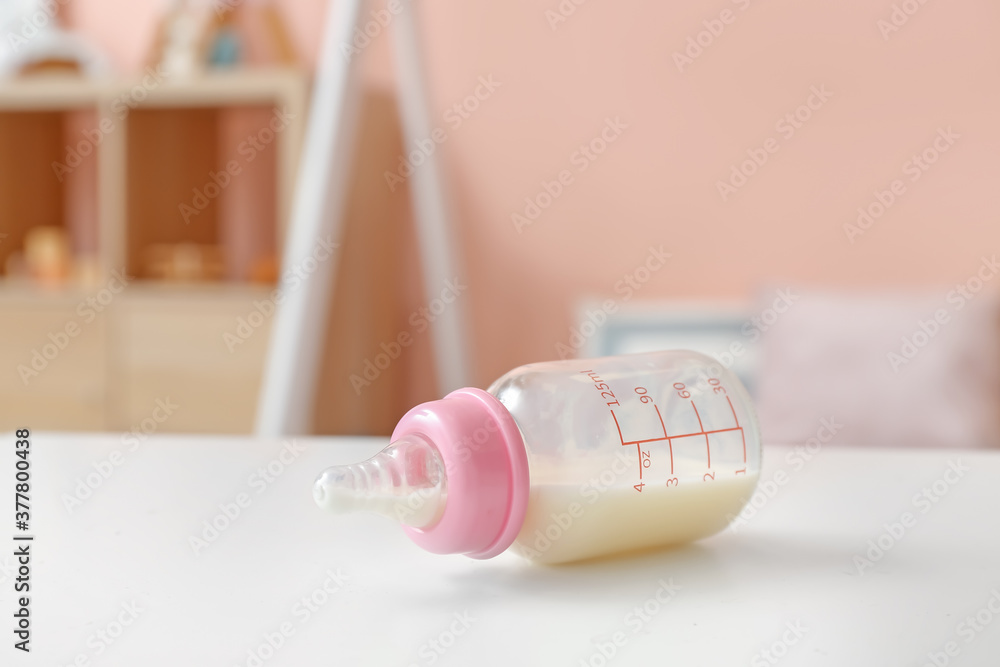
<box><xmin>2</xmin><ymin>0</ymin><xmax>999</xmax><ymax>448</ymax></box>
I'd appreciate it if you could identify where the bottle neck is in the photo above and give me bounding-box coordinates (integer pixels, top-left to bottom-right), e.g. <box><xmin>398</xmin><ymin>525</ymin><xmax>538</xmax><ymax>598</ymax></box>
<box><xmin>393</xmin><ymin>387</ymin><xmax>530</xmax><ymax>559</ymax></box>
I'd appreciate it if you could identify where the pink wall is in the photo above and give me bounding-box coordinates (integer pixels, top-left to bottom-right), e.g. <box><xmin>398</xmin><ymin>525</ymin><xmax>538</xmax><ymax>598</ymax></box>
<box><xmin>70</xmin><ymin>0</ymin><xmax>1000</xmax><ymax>387</ymax></box>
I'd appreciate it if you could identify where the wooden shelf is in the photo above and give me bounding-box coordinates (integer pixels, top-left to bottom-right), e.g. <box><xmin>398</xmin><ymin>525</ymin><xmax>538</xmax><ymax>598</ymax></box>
<box><xmin>0</xmin><ymin>68</ymin><xmax>307</xmax><ymax>110</ymax></box>
<box><xmin>0</xmin><ymin>281</ymin><xmax>276</xmax><ymax>433</ymax></box>
<box><xmin>0</xmin><ymin>67</ymin><xmax>307</xmax><ymax>281</ymax></box>
<box><xmin>0</xmin><ymin>68</ymin><xmax>309</xmax><ymax>433</ymax></box>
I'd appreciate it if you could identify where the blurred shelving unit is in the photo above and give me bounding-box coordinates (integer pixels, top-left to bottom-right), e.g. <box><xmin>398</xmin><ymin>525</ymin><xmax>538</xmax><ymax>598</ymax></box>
<box><xmin>0</xmin><ymin>68</ymin><xmax>308</xmax><ymax>432</ymax></box>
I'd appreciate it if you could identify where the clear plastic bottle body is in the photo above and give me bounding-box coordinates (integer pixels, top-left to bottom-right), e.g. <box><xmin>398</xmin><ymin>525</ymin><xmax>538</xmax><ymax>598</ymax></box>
<box><xmin>488</xmin><ymin>350</ymin><xmax>761</xmax><ymax>563</ymax></box>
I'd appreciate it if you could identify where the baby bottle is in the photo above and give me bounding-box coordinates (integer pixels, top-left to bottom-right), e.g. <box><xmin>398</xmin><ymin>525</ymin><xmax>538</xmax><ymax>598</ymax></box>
<box><xmin>313</xmin><ymin>350</ymin><xmax>761</xmax><ymax>564</ymax></box>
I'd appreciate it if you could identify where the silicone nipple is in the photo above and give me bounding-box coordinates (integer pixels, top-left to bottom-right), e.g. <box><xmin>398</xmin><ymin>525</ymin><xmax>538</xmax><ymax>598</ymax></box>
<box><xmin>313</xmin><ymin>434</ymin><xmax>447</xmax><ymax>528</ymax></box>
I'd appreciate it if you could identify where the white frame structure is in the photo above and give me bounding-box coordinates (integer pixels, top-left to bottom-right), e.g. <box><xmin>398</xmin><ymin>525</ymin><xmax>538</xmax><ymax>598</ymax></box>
<box><xmin>255</xmin><ymin>0</ymin><xmax>471</xmax><ymax>435</ymax></box>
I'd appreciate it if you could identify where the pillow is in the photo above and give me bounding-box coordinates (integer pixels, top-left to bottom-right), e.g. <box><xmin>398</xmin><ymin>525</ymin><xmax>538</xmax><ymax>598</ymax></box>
<box><xmin>753</xmin><ymin>287</ymin><xmax>1000</xmax><ymax>448</ymax></box>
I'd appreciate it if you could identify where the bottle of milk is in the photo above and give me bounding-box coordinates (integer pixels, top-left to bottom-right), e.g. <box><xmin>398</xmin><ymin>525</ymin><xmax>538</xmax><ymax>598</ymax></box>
<box><xmin>313</xmin><ymin>350</ymin><xmax>761</xmax><ymax>564</ymax></box>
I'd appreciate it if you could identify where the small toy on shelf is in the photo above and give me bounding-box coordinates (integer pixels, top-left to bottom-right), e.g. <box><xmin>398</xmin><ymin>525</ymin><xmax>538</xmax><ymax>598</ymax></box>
<box><xmin>23</xmin><ymin>226</ymin><xmax>72</xmax><ymax>287</ymax></box>
<box><xmin>148</xmin><ymin>0</ymin><xmax>212</xmax><ymax>77</ymax></box>
<box><xmin>148</xmin><ymin>0</ymin><xmax>297</xmax><ymax>75</ymax></box>
<box><xmin>0</xmin><ymin>0</ymin><xmax>110</xmax><ymax>78</ymax></box>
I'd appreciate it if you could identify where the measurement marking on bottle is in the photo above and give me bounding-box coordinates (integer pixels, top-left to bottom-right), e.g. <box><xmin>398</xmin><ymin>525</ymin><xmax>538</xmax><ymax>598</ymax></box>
<box><xmin>690</xmin><ymin>400</ymin><xmax>710</xmax><ymax>469</ymax></box>
<box><xmin>655</xmin><ymin>405</ymin><xmax>674</xmax><ymax>475</ymax></box>
<box><xmin>726</xmin><ymin>395</ymin><xmax>747</xmax><ymax>463</ymax></box>
<box><xmin>634</xmin><ymin>445</ymin><xmax>652</xmax><ymax>480</ymax></box>
<box><xmin>607</xmin><ymin>377</ymin><xmax>747</xmax><ymax>491</ymax></box>
<box><xmin>617</xmin><ymin>426</ymin><xmax>743</xmax><ymax>446</ymax></box>
<box><xmin>614</xmin><ymin>409</ymin><xmax>742</xmax><ymax>471</ymax></box>
<box><xmin>611</xmin><ymin>410</ymin><xmax>626</xmax><ymax>446</ymax></box>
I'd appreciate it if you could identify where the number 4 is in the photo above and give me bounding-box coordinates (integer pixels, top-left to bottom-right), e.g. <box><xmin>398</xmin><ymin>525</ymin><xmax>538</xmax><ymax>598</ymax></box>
<box><xmin>634</xmin><ymin>483</ymin><xmax>645</xmax><ymax>492</ymax></box>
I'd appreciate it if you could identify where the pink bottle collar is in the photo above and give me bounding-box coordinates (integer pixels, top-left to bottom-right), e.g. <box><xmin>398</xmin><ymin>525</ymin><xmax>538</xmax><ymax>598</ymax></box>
<box><xmin>392</xmin><ymin>388</ymin><xmax>529</xmax><ymax>559</ymax></box>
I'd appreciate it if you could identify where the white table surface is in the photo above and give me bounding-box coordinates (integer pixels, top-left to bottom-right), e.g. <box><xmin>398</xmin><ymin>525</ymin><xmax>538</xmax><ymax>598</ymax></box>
<box><xmin>5</xmin><ymin>433</ymin><xmax>1000</xmax><ymax>666</ymax></box>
